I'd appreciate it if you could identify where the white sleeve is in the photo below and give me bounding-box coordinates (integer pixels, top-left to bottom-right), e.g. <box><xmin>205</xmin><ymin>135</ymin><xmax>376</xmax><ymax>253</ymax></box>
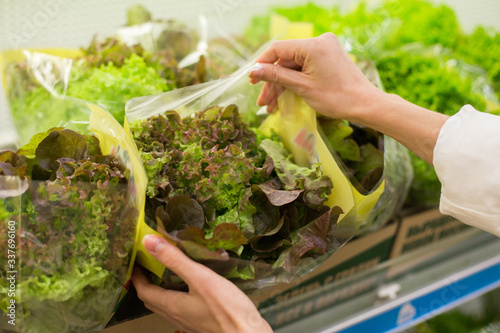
<box><xmin>433</xmin><ymin>105</ymin><xmax>500</xmax><ymax>236</ymax></box>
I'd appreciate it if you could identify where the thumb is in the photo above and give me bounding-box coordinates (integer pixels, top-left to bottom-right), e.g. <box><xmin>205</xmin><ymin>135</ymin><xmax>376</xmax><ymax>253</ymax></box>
<box><xmin>142</xmin><ymin>234</ymin><xmax>208</xmax><ymax>285</ymax></box>
<box><xmin>249</xmin><ymin>62</ymin><xmax>306</xmax><ymax>92</ymax></box>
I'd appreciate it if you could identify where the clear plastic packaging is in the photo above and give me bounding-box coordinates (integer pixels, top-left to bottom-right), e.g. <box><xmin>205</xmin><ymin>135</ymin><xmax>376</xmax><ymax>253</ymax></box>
<box><xmin>125</xmin><ymin>49</ymin><xmax>412</xmax><ymax>292</ymax></box>
<box><xmin>0</xmin><ymin>96</ymin><xmax>147</xmax><ymax>332</ymax></box>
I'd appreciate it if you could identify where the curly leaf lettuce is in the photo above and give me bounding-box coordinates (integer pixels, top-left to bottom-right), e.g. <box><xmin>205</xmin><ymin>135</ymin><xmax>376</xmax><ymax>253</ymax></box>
<box><xmin>130</xmin><ymin>105</ymin><xmax>341</xmax><ymax>286</ymax></box>
<box><xmin>0</xmin><ymin>129</ymin><xmax>137</xmax><ymax>333</ymax></box>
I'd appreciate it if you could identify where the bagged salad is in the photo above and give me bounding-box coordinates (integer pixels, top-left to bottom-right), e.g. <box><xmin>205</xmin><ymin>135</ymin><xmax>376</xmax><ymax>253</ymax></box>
<box><xmin>0</xmin><ymin>94</ymin><xmax>147</xmax><ymax>332</ymax></box>
<box><xmin>125</xmin><ymin>41</ymin><xmax>411</xmax><ymax>291</ymax></box>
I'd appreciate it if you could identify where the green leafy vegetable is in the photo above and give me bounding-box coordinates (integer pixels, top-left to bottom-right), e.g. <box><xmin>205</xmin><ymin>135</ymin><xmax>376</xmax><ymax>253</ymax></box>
<box><xmin>130</xmin><ymin>105</ymin><xmax>341</xmax><ymax>285</ymax></box>
<box><xmin>0</xmin><ymin>128</ymin><xmax>137</xmax><ymax>333</ymax></box>
<box><xmin>376</xmin><ymin>50</ymin><xmax>487</xmax><ymax>204</ymax></box>
<box><xmin>67</xmin><ymin>53</ymin><xmax>170</xmax><ymax>124</ymax></box>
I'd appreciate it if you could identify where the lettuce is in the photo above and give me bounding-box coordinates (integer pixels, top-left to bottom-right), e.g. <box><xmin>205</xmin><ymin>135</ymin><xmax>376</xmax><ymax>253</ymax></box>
<box><xmin>130</xmin><ymin>105</ymin><xmax>341</xmax><ymax>284</ymax></box>
<box><xmin>0</xmin><ymin>129</ymin><xmax>137</xmax><ymax>333</ymax></box>
<box><xmin>67</xmin><ymin>54</ymin><xmax>170</xmax><ymax>124</ymax></box>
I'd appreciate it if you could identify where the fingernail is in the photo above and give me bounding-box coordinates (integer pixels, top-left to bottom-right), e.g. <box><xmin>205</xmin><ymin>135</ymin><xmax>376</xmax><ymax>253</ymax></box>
<box><xmin>247</xmin><ymin>63</ymin><xmax>263</xmax><ymax>78</ymax></box>
<box><xmin>143</xmin><ymin>235</ymin><xmax>166</xmax><ymax>254</ymax></box>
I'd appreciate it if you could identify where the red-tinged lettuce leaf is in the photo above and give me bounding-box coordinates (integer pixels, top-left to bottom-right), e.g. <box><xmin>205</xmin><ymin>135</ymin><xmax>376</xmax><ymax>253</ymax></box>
<box><xmin>203</xmin><ymin>144</ymin><xmax>254</xmax><ymax>184</ymax></box>
<box><xmin>82</xmin><ymin>36</ymin><xmax>147</xmax><ymax>68</ymax></box>
<box><xmin>155</xmin><ymin>195</ymin><xmax>205</xmax><ymax>232</ymax></box>
<box><xmin>249</xmin><ymin>187</ymin><xmax>281</xmax><ymax>236</ymax></box>
<box><xmin>157</xmin><ymin>228</ymin><xmax>234</xmax><ymax>281</ymax></box>
<box><xmin>273</xmin><ymin>206</ymin><xmax>343</xmax><ymax>271</ymax></box>
<box><xmin>130</xmin><ymin>105</ymin><xmax>265</xmax><ymax>213</ymax></box>
<box><xmin>0</xmin><ymin>150</ymin><xmax>28</xmax><ymax>177</ymax></box>
<box><xmin>84</xmin><ymin>134</ymin><xmax>103</xmax><ymax>156</ymax></box>
<box><xmin>260</xmin><ymin>139</ymin><xmax>333</xmax><ymax>208</ymax></box>
<box><xmin>180</xmin><ymin>105</ymin><xmax>260</xmax><ymax>155</ymax></box>
<box><xmin>131</xmin><ymin>111</ymin><xmax>182</xmax><ymax>153</ymax></box>
<box><xmin>35</xmin><ymin>129</ymin><xmax>88</xmax><ymax>171</ymax></box>
<box><xmin>17</xmin><ymin>127</ymin><xmax>65</xmax><ymax>160</ymax></box>
<box><xmin>181</xmin><ymin>142</ymin><xmax>257</xmax><ymax>210</ymax></box>
<box><xmin>177</xmin><ymin>240</ymin><xmax>229</xmax><ymax>261</ymax></box>
<box><xmin>247</xmin><ymin>183</ymin><xmax>304</xmax><ymax>252</ymax></box>
<box><xmin>157</xmin><ymin>223</ymin><xmax>249</xmax><ymax>282</ymax></box>
<box><xmin>252</xmin><ymin>182</ymin><xmax>303</xmax><ymax>206</ymax></box>
<box><xmin>249</xmin><ymin>216</ymin><xmax>285</xmax><ymax>253</ymax></box>
<box><xmin>194</xmin><ymin>178</ymin><xmax>218</xmax><ymax>203</ymax></box>
<box><xmin>237</xmin><ymin>188</ymin><xmax>258</xmax><ymax>239</ymax></box>
<box><xmin>280</xmin><ymin>204</ymin><xmax>301</xmax><ymax>233</ymax></box>
<box><xmin>0</xmin><ymin>151</ymin><xmax>30</xmax><ymax>198</ymax></box>
<box><xmin>158</xmin><ymin>233</ymin><xmax>241</xmax><ymax>286</ymax></box>
<box><xmin>253</xmin><ymin>154</ymin><xmax>274</xmax><ymax>183</ymax></box>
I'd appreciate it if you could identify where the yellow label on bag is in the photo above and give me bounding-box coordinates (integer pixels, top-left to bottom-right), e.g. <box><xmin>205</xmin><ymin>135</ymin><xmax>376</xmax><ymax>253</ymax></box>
<box><xmin>259</xmin><ymin>91</ymin><xmax>356</xmax><ymax>219</ymax></box>
<box><xmin>87</xmin><ymin>103</ymin><xmax>153</xmax><ymax>299</ymax></box>
<box><xmin>270</xmin><ymin>14</ymin><xmax>314</xmax><ymax>40</ymax></box>
<box><xmin>263</xmin><ymin>16</ymin><xmax>385</xmax><ymax>226</ymax></box>
<box><xmin>123</xmin><ymin>116</ymin><xmax>166</xmax><ymax>278</ymax></box>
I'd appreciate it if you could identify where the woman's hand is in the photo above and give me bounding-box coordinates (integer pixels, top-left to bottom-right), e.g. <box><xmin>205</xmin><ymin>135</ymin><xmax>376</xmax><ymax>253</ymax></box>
<box><xmin>132</xmin><ymin>235</ymin><xmax>273</xmax><ymax>333</ymax></box>
<box><xmin>248</xmin><ymin>32</ymin><xmax>382</xmax><ymax>121</ymax></box>
<box><xmin>248</xmin><ymin>33</ymin><xmax>449</xmax><ymax>165</ymax></box>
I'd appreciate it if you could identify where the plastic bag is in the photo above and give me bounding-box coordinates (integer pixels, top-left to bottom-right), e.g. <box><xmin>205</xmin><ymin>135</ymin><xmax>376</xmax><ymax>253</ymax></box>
<box><xmin>115</xmin><ymin>7</ymin><xmax>254</xmax><ymax>82</ymax></box>
<box><xmin>0</xmin><ymin>46</ymin><xmax>177</xmax><ymax>144</ymax></box>
<box><xmin>0</xmin><ymin>49</ymin><xmax>80</xmax><ymax>145</ymax></box>
<box><xmin>125</xmin><ymin>50</ymin><xmax>411</xmax><ymax>293</ymax></box>
<box><xmin>0</xmin><ymin>11</ymin><xmax>255</xmax><ymax>145</ymax></box>
<box><xmin>0</xmin><ymin>95</ymin><xmax>147</xmax><ymax>332</ymax></box>
<box><xmin>258</xmin><ymin>15</ymin><xmax>413</xmax><ymax>233</ymax></box>
<box><xmin>125</xmin><ymin>56</ymin><xmax>357</xmax><ymax>292</ymax></box>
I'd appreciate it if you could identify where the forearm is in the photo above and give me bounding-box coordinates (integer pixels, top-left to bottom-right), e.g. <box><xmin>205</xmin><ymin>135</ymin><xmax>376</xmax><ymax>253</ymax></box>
<box><xmin>349</xmin><ymin>91</ymin><xmax>449</xmax><ymax>165</ymax></box>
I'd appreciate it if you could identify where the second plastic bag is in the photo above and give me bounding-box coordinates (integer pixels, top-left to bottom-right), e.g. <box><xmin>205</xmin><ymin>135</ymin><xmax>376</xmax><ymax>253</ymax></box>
<box><xmin>0</xmin><ymin>97</ymin><xmax>147</xmax><ymax>333</ymax></box>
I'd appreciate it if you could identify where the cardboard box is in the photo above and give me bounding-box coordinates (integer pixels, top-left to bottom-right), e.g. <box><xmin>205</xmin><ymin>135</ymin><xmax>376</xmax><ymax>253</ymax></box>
<box><xmin>103</xmin><ymin>314</ymin><xmax>181</xmax><ymax>333</ymax></box>
<box><xmin>390</xmin><ymin>208</ymin><xmax>472</xmax><ymax>258</ymax></box>
<box><xmin>386</xmin><ymin>208</ymin><xmax>479</xmax><ymax>280</ymax></box>
<box><xmin>256</xmin><ymin>209</ymin><xmax>477</xmax><ymax>329</ymax></box>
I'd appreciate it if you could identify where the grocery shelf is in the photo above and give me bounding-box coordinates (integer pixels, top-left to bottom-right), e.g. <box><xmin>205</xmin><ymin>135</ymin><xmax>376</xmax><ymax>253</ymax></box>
<box><xmin>260</xmin><ymin>229</ymin><xmax>500</xmax><ymax>333</ymax></box>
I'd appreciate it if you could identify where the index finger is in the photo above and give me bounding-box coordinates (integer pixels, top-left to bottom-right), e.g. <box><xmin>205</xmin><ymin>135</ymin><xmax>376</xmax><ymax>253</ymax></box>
<box><xmin>255</xmin><ymin>39</ymin><xmax>309</xmax><ymax>67</ymax></box>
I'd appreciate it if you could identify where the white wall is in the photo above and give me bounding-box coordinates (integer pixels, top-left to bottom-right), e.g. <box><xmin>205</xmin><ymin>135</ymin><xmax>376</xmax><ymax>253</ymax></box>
<box><xmin>2</xmin><ymin>0</ymin><xmax>500</xmax><ymax>51</ymax></box>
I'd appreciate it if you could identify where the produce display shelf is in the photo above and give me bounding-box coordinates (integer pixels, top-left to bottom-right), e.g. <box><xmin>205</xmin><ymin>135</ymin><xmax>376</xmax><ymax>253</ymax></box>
<box><xmin>259</xmin><ymin>229</ymin><xmax>500</xmax><ymax>333</ymax></box>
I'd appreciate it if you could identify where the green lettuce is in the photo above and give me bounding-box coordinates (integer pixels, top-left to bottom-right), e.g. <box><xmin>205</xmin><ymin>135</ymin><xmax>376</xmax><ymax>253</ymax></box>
<box><xmin>0</xmin><ymin>128</ymin><xmax>137</xmax><ymax>333</ymax></box>
<box><xmin>130</xmin><ymin>105</ymin><xmax>341</xmax><ymax>285</ymax></box>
